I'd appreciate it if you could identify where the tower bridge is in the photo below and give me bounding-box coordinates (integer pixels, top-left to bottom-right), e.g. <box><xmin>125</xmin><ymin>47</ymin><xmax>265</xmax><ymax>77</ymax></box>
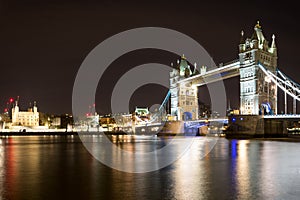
<box><xmin>102</xmin><ymin>21</ymin><xmax>300</xmax><ymax>136</ymax></box>
<box><xmin>165</xmin><ymin>21</ymin><xmax>300</xmax><ymax>136</ymax></box>
<box><xmin>168</xmin><ymin>21</ymin><xmax>289</xmax><ymax>120</ymax></box>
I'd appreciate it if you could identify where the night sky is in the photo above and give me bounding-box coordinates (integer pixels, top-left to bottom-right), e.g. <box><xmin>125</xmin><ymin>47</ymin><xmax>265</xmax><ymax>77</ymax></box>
<box><xmin>0</xmin><ymin>0</ymin><xmax>299</xmax><ymax>115</ymax></box>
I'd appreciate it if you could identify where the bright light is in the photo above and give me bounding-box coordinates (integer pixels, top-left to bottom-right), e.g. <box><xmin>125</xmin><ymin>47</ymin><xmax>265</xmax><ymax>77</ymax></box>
<box><xmin>265</xmin><ymin>76</ymin><xmax>271</xmax><ymax>83</ymax></box>
<box><xmin>240</xmin><ymin>106</ymin><xmax>244</xmax><ymax>113</ymax></box>
<box><xmin>9</xmin><ymin>98</ymin><xmax>14</xmax><ymax>103</ymax></box>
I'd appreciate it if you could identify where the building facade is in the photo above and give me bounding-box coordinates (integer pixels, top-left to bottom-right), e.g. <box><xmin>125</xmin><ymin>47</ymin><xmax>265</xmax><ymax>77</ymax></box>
<box><xmin>239</xmin><ymin>21</ymin><xmax>277</xmax><ymax>115</ymax></box>
<box><xmin>169</xmin><ymin>21</ymin><xmax>278</xmax><ymax>120</ymax></box>
<box><xmin>170</xmin><ymin>55</ymin><xmax>199</xmax><ymax>120</ymax></box>
<box><xmin>12</xmin><ymin>101</ymin><xmax>39</xmax><ymax>127</ymax></box>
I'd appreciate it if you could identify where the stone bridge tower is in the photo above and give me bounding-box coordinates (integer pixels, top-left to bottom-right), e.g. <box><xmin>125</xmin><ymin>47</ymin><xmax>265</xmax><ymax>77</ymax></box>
<box><xmin>170</xmin><ymin>55</ymin><xmax>199</xmax><ymax>120</ymax></box>
<box><xmin>238</xmin><ymin>21</ymin><xmax>278</xmax><ymax>115</ymax></box>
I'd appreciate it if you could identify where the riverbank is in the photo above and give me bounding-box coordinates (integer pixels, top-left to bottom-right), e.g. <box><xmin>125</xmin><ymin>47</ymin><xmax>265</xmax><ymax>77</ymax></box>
<box><xmin>0</xmin><ymin>131</ymin><xmax>77</xmax><ymax>136</ymax></box>
<box><xmin>1</xmin><ymin>132</ymin><xmax>300</xmax><ymax>142</ymax></box>
<box><xmin>250</xmin><ymin>136</ymin><xmax>300</xmax><ymax>142</ymax></box>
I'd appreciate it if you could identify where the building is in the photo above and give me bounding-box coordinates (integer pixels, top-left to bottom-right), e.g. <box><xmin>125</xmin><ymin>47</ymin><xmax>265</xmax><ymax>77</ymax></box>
<box><xmin>239</xmin><ymin>21</ymin><xmax>277</xmax><ymax>115</ymax></box>
<box><xmin>170</xmin><ymin>55</ymin><xmax>199</xmax><ymax>120</ymax></box>
<box><xmin>12</xmin><ymin>101</ymin><xmax>39</xmax><ymax>127</ymax></box>
<box><xmin>134</xmin><ymin>107</ymin><xmax>149</xmax><ymax>116</ymax></box>
<box><xmin>169</xmin><ymin>21</ymin><xmax>278</xmax><ymax>119</ymax></box>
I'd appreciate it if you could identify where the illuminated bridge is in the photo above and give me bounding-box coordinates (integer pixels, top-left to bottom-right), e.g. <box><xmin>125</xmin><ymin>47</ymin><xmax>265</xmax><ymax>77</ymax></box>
<box><xmin>157</xmin><ymin>21</ymin><xmax>300</xmax><ymax>136</ymax></box>
<box><xmin>105</xmin><ymin>21</ymin><xmax>300</xmax><ymax>136</ymax></box>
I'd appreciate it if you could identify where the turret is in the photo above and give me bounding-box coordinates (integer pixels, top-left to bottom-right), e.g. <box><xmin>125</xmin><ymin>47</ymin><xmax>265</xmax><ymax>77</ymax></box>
<box><xmin>200</xmin><ymin>66</ymin><xmax>207</xmax><ymax>74</ymax></box>
<box><xmin>238</xmin><ymin>21</ymin><xmax>278</xmax><ymax>115</ymax></box>
<box><xmin>239</xmin><ymin>30</ymin><xmax>245</xmax><ymax>52</ymax></box>
<box><xmin>251</xmin><ymin>22</ymin><xmax>260</xmax><ymax>49</ymax></box>
<box><xmin>14</xmin><ymin>101</ymin><xmax>19</xmax><ymax>113</ymax></box>
<box><xmin>193</xmin><ymin>62</ymin><xmax>199</xmax><ymax>75</ymax></box>
<box><xmin>270</xmin><ymin>34</ymin><xmax>277</xmax><ymax>56</ymax></box>
<box><xmin>33</xmin><ymin>101</ymin><xmax>38</xmax><ymax>113</ymax></box>
<box><xmin>178</xmin><ymin>54</ymin><xmax>191</xmax><ymax>77</ymax></box>
<box><xmin>12</xmin><ymin>101</ymin><xmax>19</xmax><ymax>125</ymax></box>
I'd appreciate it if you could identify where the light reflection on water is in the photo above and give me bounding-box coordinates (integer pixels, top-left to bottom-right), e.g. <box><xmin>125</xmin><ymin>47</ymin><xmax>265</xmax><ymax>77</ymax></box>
<box><xmin>80</xmin><ymin>134</ymin><xmax>218</xmax><ymax>173</ymax></box>
<box><xmin>0</xmin><ymin>135</ymin><xmax>300</xmax><ymax>199</ymax></box>
<box><xmin>0</xmin><ymin>140</ymin><xmax>4</xmax><ymax>197</ymax></box>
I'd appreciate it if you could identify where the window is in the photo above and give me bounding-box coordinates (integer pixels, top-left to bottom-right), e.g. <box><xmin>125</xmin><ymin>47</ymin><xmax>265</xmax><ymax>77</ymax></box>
<box><xmin>242</xmin><ymin>68</ymin><xmax>255</xmax><ymax>78</ymax></box>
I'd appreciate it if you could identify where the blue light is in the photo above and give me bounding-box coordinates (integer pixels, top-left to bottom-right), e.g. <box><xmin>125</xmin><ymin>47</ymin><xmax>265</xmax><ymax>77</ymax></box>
<box><xmin>232</xmin><ymin>117</ymin><xmax>236</xmax><ymax>122</ymax></box>
<box><xmin>240</xmin><ymin>117</ymin><xmax>243</xmax><ymax>120</ymax></box>
<box><xmin>231</xmin><ymin>140</ymin><xmax>237</xmax><ymax>158</ymax></box>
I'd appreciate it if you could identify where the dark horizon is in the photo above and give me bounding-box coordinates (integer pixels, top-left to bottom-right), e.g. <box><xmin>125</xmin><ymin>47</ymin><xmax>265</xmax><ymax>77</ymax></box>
<box><xmin>0</xmin><ymin>0</ymin><xmax>299</xmax><ymax>115</ymax></box>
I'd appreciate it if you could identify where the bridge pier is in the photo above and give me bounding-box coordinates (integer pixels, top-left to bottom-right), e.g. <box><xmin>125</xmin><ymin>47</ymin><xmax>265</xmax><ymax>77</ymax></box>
<box><xmin>225</xmin><ymin>115</ymin><xmax>300</xmax><ymax>138</ymax></box>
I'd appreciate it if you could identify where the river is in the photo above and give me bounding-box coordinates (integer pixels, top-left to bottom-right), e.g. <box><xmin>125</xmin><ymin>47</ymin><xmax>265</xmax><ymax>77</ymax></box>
<box><xmin>0</xmin><ymin>135</ymin><xmax>299</xmax><ymax>200</ymax></box>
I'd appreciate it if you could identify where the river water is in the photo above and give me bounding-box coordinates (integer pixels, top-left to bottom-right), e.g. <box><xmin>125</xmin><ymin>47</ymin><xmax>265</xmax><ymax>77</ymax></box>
<box><xmin>0</xmin><ymin>135</ymin><xmax>300</xmax><ymax>200</ymax></box>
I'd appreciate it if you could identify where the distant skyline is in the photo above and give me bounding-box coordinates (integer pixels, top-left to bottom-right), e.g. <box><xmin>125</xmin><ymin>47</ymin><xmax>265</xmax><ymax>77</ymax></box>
<box><xmin>0</xmin><ymin>0</ymin><xmax>299</xmax><ymax>115</ymax></box>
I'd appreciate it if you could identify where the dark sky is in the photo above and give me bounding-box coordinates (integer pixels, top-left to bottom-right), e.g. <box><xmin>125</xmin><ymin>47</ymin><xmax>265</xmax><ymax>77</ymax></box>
<box><xmin>0</xmin><ymin>0</ymin><xmax>299</xmax><ymax>115</ymax></box>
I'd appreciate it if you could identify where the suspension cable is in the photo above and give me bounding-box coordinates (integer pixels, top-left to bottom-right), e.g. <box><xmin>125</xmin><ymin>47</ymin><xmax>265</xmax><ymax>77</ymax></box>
<box><xmin>258</xmin><ymin>63</ymin><xmax>300</xmax><ymax>101</ymax></box>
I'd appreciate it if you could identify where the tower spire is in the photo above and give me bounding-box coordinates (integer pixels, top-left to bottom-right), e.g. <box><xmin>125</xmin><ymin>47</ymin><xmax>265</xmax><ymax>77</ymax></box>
<box><xmin>255</xmin><ymin>20</ymin><xmax>261</xmax><ymax>29</ymax></box>
<box><xmin>193</xmin><ymin>62</ymin><xmax>198</xmax><ymax>74</ymax></box>
<box><xmin>240</xmin><ymin>30</ymin><xmax>245</xmax><ymax>43</ymax></box>
<box><xmin>271</xmin><ymin>34</ymin><xmax>276</xmax><ymax>49</ymax></box>
<box><xmin>270</xmin><ymin>34</ymin><xmax>277</xmax><ymax>55</ymax></box>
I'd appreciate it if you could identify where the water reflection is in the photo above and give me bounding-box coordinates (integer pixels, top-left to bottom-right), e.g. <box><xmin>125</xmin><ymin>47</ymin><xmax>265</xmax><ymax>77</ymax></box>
<box><xmin>81</xmin><ymin>134</ymin><xmax>204</xmax><ymax>173</ymax></box>
<box><xmin>0</xmin><ymin>139</ymin><xmax>4</xmax><ymax>198</ymax></box>
<box><xmin>230</xmin><ymin>140</ymin><xmax>272</xmax><ymax>199</ymax></box>
<box><xmin>0</xmin><ymin>136</ymin><xmax>300</xmax><ymax>199</ymax></box>
<box><xmin>260</xmin><ymin>141</ymin><xmax>300</xmax><ymax>199</ymax></box>
<box><xmin>172</xmin><ymin>138</ymin><xmax>213</xmax><ymax>199</ymax></box>
<box><xmin>228</xmin><ymin>139</ymin><xmax>300</xmax><ymax>200</ymax></box>
<box><xmin>236</xmin><ymin>140</ymin><xmax>251</xmax><ymax>199</ymax></box>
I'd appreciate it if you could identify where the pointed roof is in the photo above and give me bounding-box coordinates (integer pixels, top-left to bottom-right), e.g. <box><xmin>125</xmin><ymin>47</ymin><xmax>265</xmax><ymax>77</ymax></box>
<box><xmin>178</xmin><ymin>54</ymin><xmax>193</xmax><ymax>77</ymax></box>
<box><xmin>252</xmin><ymin>20</ymin><xmax>267</xmax><ymax>49</ymax></box>
<box><xmin>254</xmin><ymin>20</ymin><xmax>261</xmax><ymax>29</ymax></box>
<box><xmin>271</xmin><ymin>34</ymin><xmax>276</xmax><ymax>49</ymax></box>
<box><xmin>269</xmin><ymin>34</ymin><xmax>277</xmax><ymax>54</ymax></box>
<box><xmin>240</xmin><ymin>30</ymin><xmax>245</xmax><ymax>44</ymax></box>
<box><xmin>179</xmin><ymin>55</ymin><xmax>188</xmax><ymax>69</ymax></box>
<box><xmin>252</xmin><ymin>21</ymin><xmax>262</xmax><ymax>40</ymax></box>
<box><xmin>251</xmin><ymin>30</ymin><xmax>258</xmax><ymax>40</ymax></box>
<box><xmin>193</xmin><ymin>62</ymin><xmax>199</xmax><ymax>75</ymax></box>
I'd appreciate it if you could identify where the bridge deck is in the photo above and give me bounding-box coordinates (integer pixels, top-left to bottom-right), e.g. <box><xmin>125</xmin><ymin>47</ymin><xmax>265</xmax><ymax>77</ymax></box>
<box><xmin>177</xmin><ymin>61</ymin><xmax>240</xmax><ymax>86</ymax></box>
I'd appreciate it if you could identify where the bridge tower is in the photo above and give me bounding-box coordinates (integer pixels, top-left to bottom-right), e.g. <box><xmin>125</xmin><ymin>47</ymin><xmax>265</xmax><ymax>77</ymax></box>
<box><xmin>238</xmin><ymin>21</ymin><xmax>278</xmax><ymax>115</ymax></box>
<box><xmin>170</xmin><ymin>55</ymin><xmax>199</xmax><ymax>120</ymax></box>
